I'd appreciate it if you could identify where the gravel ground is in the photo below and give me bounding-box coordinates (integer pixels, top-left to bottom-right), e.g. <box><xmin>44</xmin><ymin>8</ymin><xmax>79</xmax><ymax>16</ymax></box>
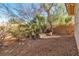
<box><xmin>0</xmin><ymin>35</ymin><xmax>78</xmax><ymax>56</ymax></box>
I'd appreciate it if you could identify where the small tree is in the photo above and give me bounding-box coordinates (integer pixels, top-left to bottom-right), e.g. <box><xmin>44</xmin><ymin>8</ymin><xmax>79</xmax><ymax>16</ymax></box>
<box><xmin>42</xmin><ymin>3</ymin><xmax>53</xmax><ymax>34</ymax></box>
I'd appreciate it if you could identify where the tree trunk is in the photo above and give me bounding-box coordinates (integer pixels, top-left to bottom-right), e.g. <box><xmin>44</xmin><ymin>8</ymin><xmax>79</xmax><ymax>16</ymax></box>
<box><xmin>75</xmin><ymin>3</ymin><xmax>79</xmax><ymax>51</ymax></box>
<box><xmin>47</xmin><ymin>10</ymin><xmax>53</xmax><ymax>35</ymax></box>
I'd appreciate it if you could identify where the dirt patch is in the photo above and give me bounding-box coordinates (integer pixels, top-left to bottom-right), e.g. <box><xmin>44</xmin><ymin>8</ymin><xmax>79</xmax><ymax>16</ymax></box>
<box><xmin>0</xmin><ymin>35</ymin><xmax>78</xmax><ymax>56</ymax></box>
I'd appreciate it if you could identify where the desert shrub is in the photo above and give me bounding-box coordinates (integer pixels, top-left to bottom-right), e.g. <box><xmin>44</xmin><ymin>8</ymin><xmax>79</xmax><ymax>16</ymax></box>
<box><xmin>32</xmin><ymin>14</ymin><xmax>48</xmax><ymax>32</ymax></box>
<box><xmin>0</xmin><ymin>26</ymin><xmax>5</xmax><ymax>41</ymax></box>
<box><xmin>8</xmin><ymin>23</ymin><xmax>28</xmax><ymax>40</ymax></box>
<box><xmin>65</xmin><ymin>16</ymin><xmax>72</xmax><ymax>23</ymax></box>
<box><xmin>8</xmin><ymin>17</ymin><xmax>28</xmax><ymax>40</ymax></box>
<box><xmin>26</xmin><ymin>14</ymin><xmax>48</xmax><ymax>39</ymax></box>
<box><xmin>25</xmin><ymin>23</ymin><xmax>40</xmax><ymax>39</ymax></box>
<box><xmin>0</xmin><ymin>25</ymin><xmax>8</xmax><ymax>46</ymax></box>
<box><xmin>9</xmin><ymin>17</ymin><xmax>25</xmax><ymax>24</ymax></box>
<box><xmin>52</xmin><ymin>15</ymin><xmax>72</xmax><ymax>25</ymax></box>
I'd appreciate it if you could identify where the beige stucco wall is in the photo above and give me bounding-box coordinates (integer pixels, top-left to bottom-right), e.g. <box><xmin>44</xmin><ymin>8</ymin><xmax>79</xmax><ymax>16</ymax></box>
<box><xmin>75</xmin><ymin>4</ymin><xmax>79</xmax><ymax>50</ymax></box>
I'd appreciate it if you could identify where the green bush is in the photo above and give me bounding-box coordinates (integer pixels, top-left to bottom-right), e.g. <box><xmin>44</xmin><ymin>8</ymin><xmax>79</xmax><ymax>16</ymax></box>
<box><xmin>65</xmin><ymin>16</ymin><xmax>72</xmax><ymax>23</ymax></box>
<box><xmin>8</xmin><ymin>14</ymin><xmax>72</xmax><ymax>40</ymax></box>
<box><xmin>24</xmin><ymin>14</ymin><xmax>48</xmax><ymax>39</ymax></box>
<box><xmin>52</xmin><ymin>15</ymin><xmax>72</xmax><ymax>25</ymax></box>
<box><xmin>8</xmin><ymin>24</ymin><xmax>28</xmax><ymax>39</ymax></box>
